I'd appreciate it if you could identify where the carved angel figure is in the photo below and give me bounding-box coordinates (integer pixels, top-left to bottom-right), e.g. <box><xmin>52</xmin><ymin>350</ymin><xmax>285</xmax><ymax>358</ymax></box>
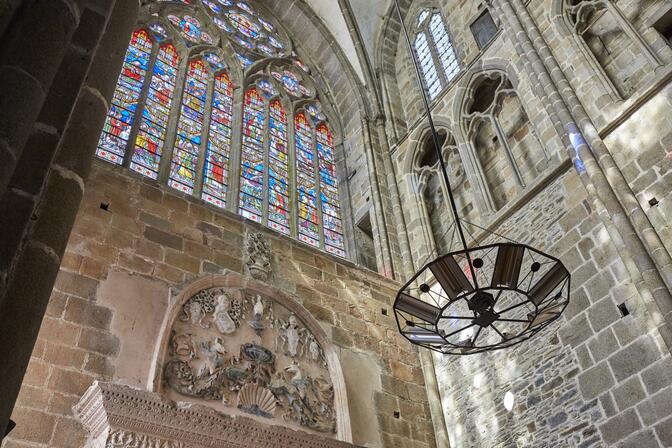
<box><xmin>213</xmin><ymin>294</ymin><xmax>236</xmax><ymax>334</ymax></box>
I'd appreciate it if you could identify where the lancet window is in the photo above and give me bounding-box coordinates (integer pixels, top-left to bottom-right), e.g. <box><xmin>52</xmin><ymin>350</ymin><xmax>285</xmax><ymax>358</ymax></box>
<box><xmin>413</xmin><ymin>8</ymin><xmax>461</xmax><ymax>100</ymax></box>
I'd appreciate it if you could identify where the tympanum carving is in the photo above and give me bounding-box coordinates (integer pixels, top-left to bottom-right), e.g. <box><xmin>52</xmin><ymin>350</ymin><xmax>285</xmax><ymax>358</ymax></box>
<box><xmin>162</xmin><ymin>287</ymin><xmax>335</xmax><ymax>434</ymax></box>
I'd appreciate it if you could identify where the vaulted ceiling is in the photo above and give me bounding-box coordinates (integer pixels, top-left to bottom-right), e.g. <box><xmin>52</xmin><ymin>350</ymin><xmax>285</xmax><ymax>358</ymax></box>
<box><xmin>303</xmin><ymin>0</ymin><xmax>391</xmax><ymax>85</ymax></box>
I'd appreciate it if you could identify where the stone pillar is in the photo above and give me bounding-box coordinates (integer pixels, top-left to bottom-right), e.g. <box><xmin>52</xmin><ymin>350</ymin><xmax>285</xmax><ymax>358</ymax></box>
<box><xmin>489</xmin><ymin>0</ymin><xmax>672</xmax><ymax>348</ymax></box>
<box><xmin>509</xmin><ymin>0</ymin><xmax>672</xmax><ymax>291</ymax></box>
<box><xmin>0</xmin><ymin>0</ymin><xmax>139</xmax><ymax>438</ymax></box>
<box><xmin>374</xmin><ymin>115</ymin><xmax>415</xmax><ymax>280</ymax></box>
<box><xmin>362</xmin><ymin>117</ymin><xmax>395</xmax><ymax>278</ymax></box>
<box><xmin>0</xmin><ymin>0</ymin><xmax>84</xmax><ymax>196</ymax></box>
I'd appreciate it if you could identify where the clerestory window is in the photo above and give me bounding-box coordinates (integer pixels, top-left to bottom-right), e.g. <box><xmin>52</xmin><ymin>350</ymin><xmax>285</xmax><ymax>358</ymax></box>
<box><xmin>413</xmin><ymin>8</ymin><xmax>461</xmax><ymax>100</ymax></box>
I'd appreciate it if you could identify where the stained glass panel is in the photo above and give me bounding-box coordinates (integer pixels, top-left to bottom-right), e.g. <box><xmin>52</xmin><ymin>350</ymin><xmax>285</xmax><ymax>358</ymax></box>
<box><xmin>170</xmin><ymin>59</ymin><xmax>208</xmax><ymax>194</ymax></box>
<box><xmin>202</xmin><ymin>72</ymin><xmax>233</xmax><ymax>209</ymax></box>
<box><xmin>226</xmin><ymin>12</ymin><xmax>260</xmax><ymax>39</ymax></box>
<box><xmin>168</xmin><ymin>15</ymin><xmax>210</xmax><ymax>45</ymax></box>
<box><xmin>295</xmin><ymin>112</ymin><xmax>319</xmax><ymax>247</ymax></box>
<box><xmin>239</xmin><ymin>88</ymin><xmax>265</xmax><ymax>223</ymax></box>
<box><xmin>129</xmin><ymin>44</ymin><xmax>179</xmax><ymax>179</ymax></box>
<box><xmin>149</xmin><ymin>23</ymin><xmax>168</xmax><ymax>41</ymax></box>
<box><xmin>268</xmin><ymin>99</ymin><xmax>290</xmax><ymax>234</ymax></box>
<box><xmin>97</xmin><ymin>29</ymin><xmax>152</xmax><ymax>165</ymax></box>
<box><xmin>317</xmin><ymin>124</ymin><xmax>345</xmax><ymax>257</ymax></box>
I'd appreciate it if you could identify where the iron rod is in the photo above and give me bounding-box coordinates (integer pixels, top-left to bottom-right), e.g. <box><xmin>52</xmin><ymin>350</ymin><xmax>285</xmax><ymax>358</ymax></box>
<box><xmin>393</xmin><ymin>0</ymin><xmax>477</xmax><ymax>286</ymax></box>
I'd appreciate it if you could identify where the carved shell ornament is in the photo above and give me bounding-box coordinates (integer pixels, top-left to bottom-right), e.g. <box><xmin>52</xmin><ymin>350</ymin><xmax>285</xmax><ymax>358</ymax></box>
<box><xmin>162</xmin><ymin>287</ymin><xmax>336</xmax><ymax>434</ymax></box>
<box><xmin>237</xmin><ymin>383</ymin><xmax>276</xmax><ymax>418</ymax></box>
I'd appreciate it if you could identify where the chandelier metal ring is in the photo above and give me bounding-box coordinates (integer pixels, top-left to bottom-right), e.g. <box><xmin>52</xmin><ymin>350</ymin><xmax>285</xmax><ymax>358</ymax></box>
<box><xmin>394</xmin><ymin>242</ymin><xmax>570</xmax><ymax>355</ymax></box>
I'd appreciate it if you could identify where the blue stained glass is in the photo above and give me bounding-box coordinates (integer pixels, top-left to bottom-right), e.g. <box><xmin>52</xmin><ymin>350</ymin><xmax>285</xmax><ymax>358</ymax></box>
<box><xmin>170</xmin><ymin>59</ymin><xmax>208</xmax><ymax>193</ymax></box>
<box><xmin>97</xmin><ymin>29</ymin><xmax>153</xmax><ymax>165</ymax></box>
<box><xmin>236</xmin><ymin>53</ymin><xmax>254</xmax><ymax>68</ymax></box>
<box><xmin>129</xmin><ymin>44</ymin><xmax>179</xmax><ymax>179</ymax></box>
<box><xmin>239</xmin><ymin>88</ymin><xmax>265</xmax><ymax>219</ymax></box>
<box><xmin>236</xmin><ymin>2</ymin><xmax>254</xmax><ymax>15</ymax></box>
<box><xmin>267</xmin><ymin>99</ymin><xmax>289</xmax><ymax>231</ymax></box>
<box><xmin>149</xmin><ymin>23</ymin><xmax>168</xmax><ymax>41</ymax></box>
<box><xmin>203</xmin><ymin>0</ymin><xmax>221</xmax><ymax>13</ymax></box>
<box><xmin>227</xmin><ymin>12</ymin><xmax>260</xmax><ymax>39</ymax></box>
<box><xmin>316</xmin><ymin>123</ymin><xmax>345</xmax><ymax>255</ymax></box>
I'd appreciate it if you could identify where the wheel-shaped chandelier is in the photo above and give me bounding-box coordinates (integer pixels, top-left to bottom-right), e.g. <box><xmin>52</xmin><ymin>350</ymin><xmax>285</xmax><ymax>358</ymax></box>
<box><xmin>392</xmin><ymin>0</ymin><xmax>570</xmax><ymax>354</ymax></box>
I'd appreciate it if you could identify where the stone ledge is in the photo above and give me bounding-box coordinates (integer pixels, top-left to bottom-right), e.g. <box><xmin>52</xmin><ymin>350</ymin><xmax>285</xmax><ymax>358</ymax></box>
<box><xmin>75</xmin><ymin>381</ymin><xmax>361</xmax><ymax>448</ymax></box>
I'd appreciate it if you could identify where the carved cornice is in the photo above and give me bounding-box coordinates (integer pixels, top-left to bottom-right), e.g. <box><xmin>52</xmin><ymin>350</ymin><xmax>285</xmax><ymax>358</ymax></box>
<box><xmin>75</xmin><ymin>382</ymin><xmax>361</xmax><ymax>448</ymax></box>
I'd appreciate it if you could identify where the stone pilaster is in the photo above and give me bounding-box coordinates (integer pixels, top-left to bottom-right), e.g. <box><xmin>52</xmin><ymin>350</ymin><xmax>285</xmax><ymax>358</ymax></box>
<box><xmin>0</xmin><ymin>0</ymin><xmax>139</xmax><ymax>438</ymax></box>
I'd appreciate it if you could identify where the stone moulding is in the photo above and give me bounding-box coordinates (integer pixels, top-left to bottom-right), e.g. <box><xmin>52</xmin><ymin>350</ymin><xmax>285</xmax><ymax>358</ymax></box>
<box><xmin>75</xmin><ymin>381</ymin><xmax>361</xmax><ymax>448</ymax></box>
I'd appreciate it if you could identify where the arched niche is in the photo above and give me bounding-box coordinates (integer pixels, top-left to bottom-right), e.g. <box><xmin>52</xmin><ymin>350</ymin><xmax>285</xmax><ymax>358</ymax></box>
<box><xmin>555</xmin><ymin>0</ymin><xmax>668</xmax><ymax>99</ymax></box>
<box><xmin>460</xmin><ymin>70</ymin><xmax>548</xmax><ymax>211</ymax></box>
<box><xmin>413</xmin><ymin>129</ymin><xmax>471</xmax><ymax>258</ymax></box>
<box><xmin>149</xmin><ymin>272</ymin><xmax>352</xmax><ymax>443</ymax></box>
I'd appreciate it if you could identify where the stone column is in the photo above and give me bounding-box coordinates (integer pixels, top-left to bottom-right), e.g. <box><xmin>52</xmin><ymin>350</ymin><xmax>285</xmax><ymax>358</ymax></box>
<box><xmin>374</xmin><ymin>115</ymin><xmax>415</xmax><ymax>279</ymax></box>
<box><xmin>509</xmin><ymin>0</ymin><xmax>672</xmax><ymax>290</ymax></box>
<box><xmin>489</xmin><ymin>0</ymin><xmax>672</xmax><ymax>348</ymax></box>
<box><xmin>362</xmin><ymin>117</ymin><xmax>395</xmax><ymax>277</ymax></box>
<box><xmin>0</xmin><ymin>0</ymin><xmax>139</xmax><ymax>438</ymax></box>
<box><xmin>0</xmin><ymin>0</ymin><xmax>84</xmax><ymax>195</ymax></box>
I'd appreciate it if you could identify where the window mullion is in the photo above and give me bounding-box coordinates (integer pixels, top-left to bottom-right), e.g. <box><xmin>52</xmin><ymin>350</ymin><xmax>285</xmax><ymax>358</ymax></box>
<box><xmin>261</xmin><ymin>97</ymin><xmax>271</xmax><ymax>226</ymax></box>
<box><xmin>122</xmin><ymin>42</ymin><xmax>160</xmax><ymax>168</ymax></box>
<box><xmin>426</xmin><ymin>23</ymin><xmax>448</xmax><ymax>88</ymax></box>
<box><xmin>157</xmin><ymin>52</ymin><xmax>190</xmax><ymax>184</ymax></box>
<box><xmin>288</xmin><ymin>107</ymin><xmax>298</xmax><ymax>239</ymax></box>
<box><xmin>312</xmin><ymin>124</ymin><xmax>325</xmax><ymax>250</ymax></box>
<box><xmin>226</xmin><ymin>84</ymin><xmax>244</xmax><ymax>212</ymax></box>
<box><xmin>193</xmin><ymin>71</ymin><xmax>217</xmax><ymax>198</ymax></box>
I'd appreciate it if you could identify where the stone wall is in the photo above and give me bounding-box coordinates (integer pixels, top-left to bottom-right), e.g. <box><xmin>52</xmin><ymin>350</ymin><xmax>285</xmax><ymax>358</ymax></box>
<box><xmin>1</xmin><ymin>161</ymin><xmax>434</xmax><ymax>448</ymax></box>
<box><xmin>381</xmin><ymin>0</ymin><xmax>672</xmax><ymax>446</ymax></box>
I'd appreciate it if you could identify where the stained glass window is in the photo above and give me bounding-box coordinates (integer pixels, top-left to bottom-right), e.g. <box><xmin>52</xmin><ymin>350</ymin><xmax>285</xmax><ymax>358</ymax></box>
<box><xmin>96</xmin><ymin>29</ymin><xmax>152</xmax><ymax>164</ymax></box>
<box><xmin>268</xmin><ymin>99</ymin><xmax>290</xmax><ymax>234</ymax></box>
<box><xmin>295</xmin><ymin>112</ymin><xmax>320</xmax><ymax>248</ymax></box>
<box><xmin>414</xmin><ymin>10</ymin><xmax>460</xmax><ymax>100</ymax></box>
<box><xmin>202</xmin><ymin>72</ymin><xmax>233</xmax><ymax>208</ymax></box>
<box><xmin>97</xmin><ymin>5</ymin><xmax>348</xmax><ymax>259</ymax></box>
<box><xmin>317</xmin><ymin>124</ymin><xmax>345</xmax><ymax>257</ymax></box>
<box><xmin>239</xmin><ymin>87</ymin><xmax>265</xmax><ymax>223</ymax></box>
<box><xmin>131</xmin><ymin>44</ymin><xmax>179</xmax><ymax>179</ymax></box>
<box><xmin>168</xmin><ymin>14</ymin><xmax>213</xmax><ymax>45</ymax></box>
<box><xmin>170</xmin><ymin>59</ymin><xmax>208</xmax><ymax>194</ymax></box>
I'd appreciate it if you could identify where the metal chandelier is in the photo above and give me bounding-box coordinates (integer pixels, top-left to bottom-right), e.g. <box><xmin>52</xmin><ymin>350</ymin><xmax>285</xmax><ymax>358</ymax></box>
<box><xmin>392</xmin><ymin>0</ymin><xmax>570</xmax><ymax>355</ymax></box>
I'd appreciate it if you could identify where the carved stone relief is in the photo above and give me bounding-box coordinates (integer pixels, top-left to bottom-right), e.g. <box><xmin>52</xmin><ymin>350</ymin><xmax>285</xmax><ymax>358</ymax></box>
<box><xmin>162</xmin><ymin>287</ymin><xmax>335</xmax><ymax>434</ymax></box>
<box><xmin>106</xmin><ymin>429</ymin><xmax>184</xmax><ymax>448</ymax></box>
<box><xmin>75</xmin><ymin>382</ymin><xmax>358</xmax><ymax>448</ymax></box>
<box><xmin>245</xmin><ymin>232</ymin><xmax>272</xmax><ymax>282</ymax></box>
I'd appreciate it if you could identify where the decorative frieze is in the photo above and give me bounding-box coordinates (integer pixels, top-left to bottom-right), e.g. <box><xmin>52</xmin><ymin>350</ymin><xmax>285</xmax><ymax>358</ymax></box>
<box><xmin>75</xmin><ymin>382</ymin><xmax>360</xmax><ymax>448</ymax></box>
